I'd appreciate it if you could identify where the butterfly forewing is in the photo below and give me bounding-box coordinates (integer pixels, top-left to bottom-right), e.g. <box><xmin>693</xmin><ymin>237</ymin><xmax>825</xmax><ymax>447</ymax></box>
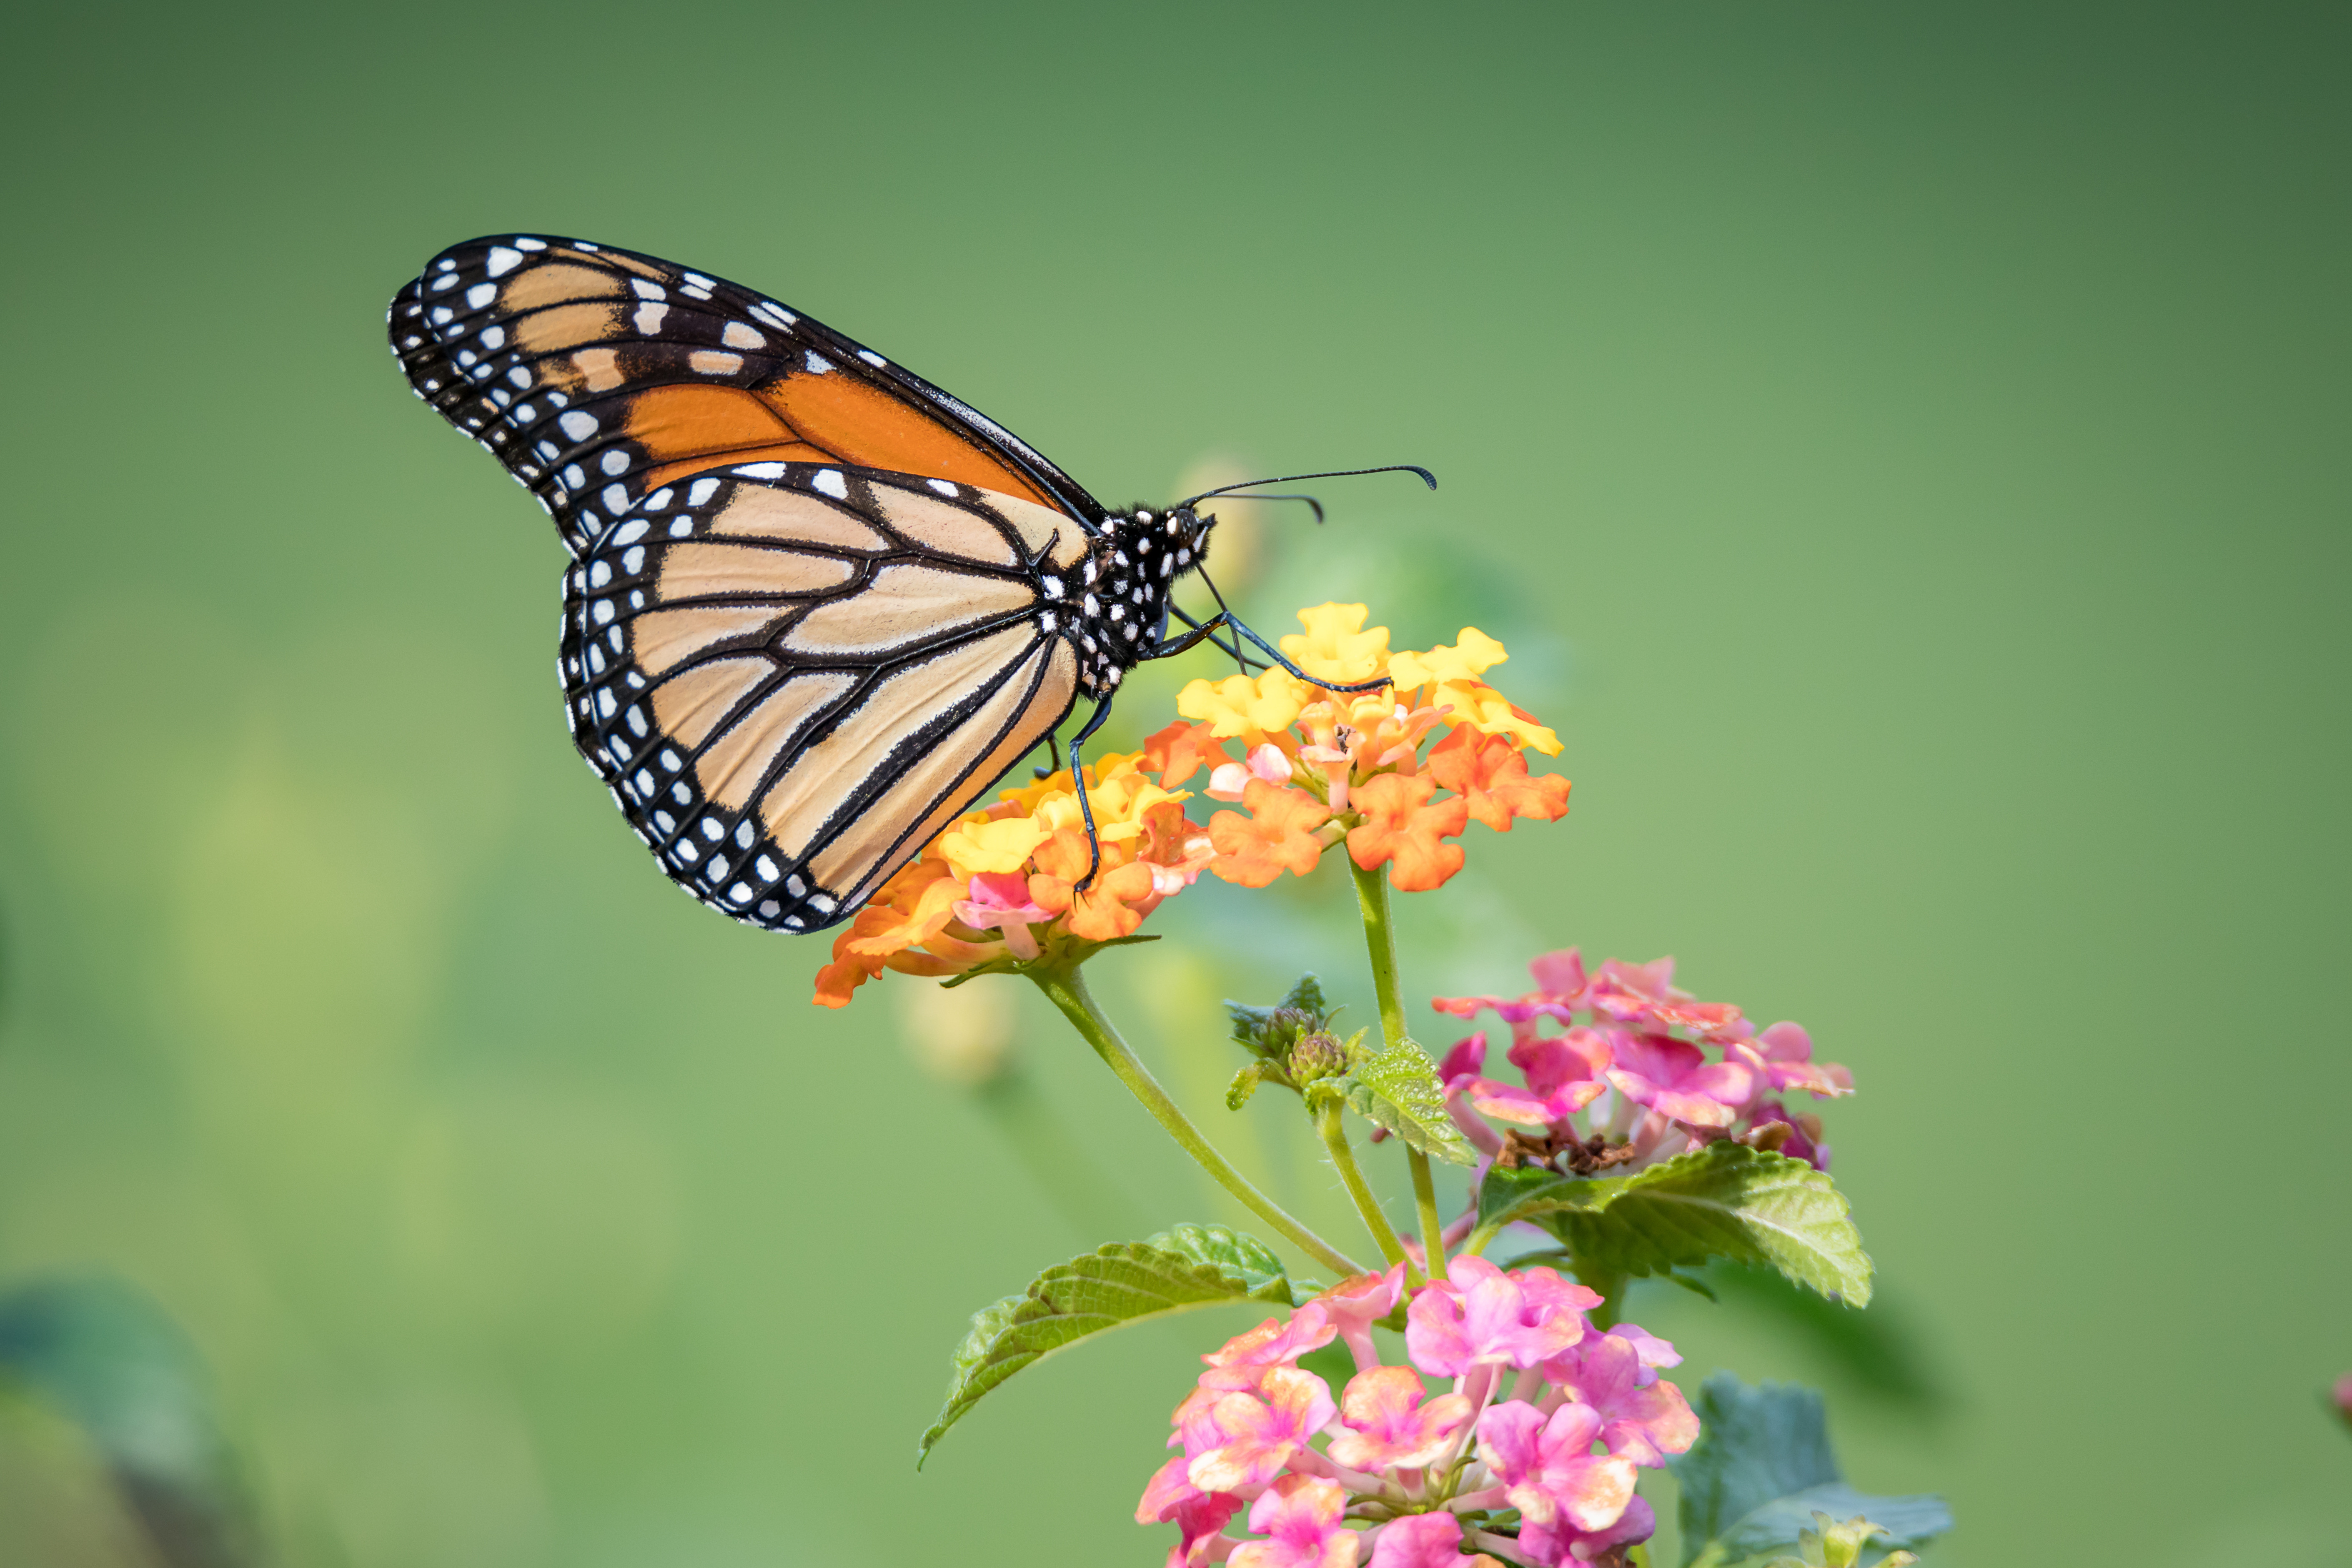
<box><xmin>390</xmin><ymin>235</ymin><xmax>1107</xmax><ymax>555</ymax></box>
<box><xmin>561</xmin><ymin>462</ymin><xmax>1090</xmax><ymax>931</ymax></box>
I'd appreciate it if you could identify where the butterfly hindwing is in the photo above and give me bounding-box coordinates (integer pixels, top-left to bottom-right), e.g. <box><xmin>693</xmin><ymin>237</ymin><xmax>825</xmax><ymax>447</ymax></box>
<box><xmin>561</xmin><ymin>461</ymin><xmax>1090</xmax><ymax>932</ymax></box>
<box><xmin>390</xmin><ymin>235</ymin><xmax>1108</xmax><ymax>555</ymax></box>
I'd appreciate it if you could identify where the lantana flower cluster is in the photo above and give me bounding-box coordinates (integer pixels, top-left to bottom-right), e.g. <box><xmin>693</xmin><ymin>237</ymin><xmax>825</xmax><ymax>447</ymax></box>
<box><xmin>1139</xmin><ymin>1261</ymin><xmax>1695</xmax><ymax>1567</ymax></box>
<box><xmin>1175</xmin><ymin>603</ymin><xmax>1569</xmax><ymax>893</ymax></box>
<box><xmin>1434</xmin><ymin>950</ymin><xmax>1854</xmax><ymax>1177</ymax></box>
<box><xmin>814</xmin><ymin>605</ymin><xmax>1570</xmax><ymax>1006</ymax></box>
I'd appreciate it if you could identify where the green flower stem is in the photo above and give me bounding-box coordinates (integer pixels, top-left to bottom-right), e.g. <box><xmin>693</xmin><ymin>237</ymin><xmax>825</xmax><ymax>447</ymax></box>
<box><xmin>1408</xmin><ymin>1146</ymin><xmax>1448</xmax><ymax>1282</ymax></box>
<box><xmin>1351</xmin><ymin>856</ymin><xmax>1440</xmax><ymax>1284</ymax></box>
<box><xmin>1029</xmin><ymin>962</ymin><xmax>1364</xmax><ymax>1278</ymax></box>
<box><xmin>1314</xmin><ymin>1096</ymin><xmax>1410</xmax><ymax>1272</ymax></box>
<box><xmin>1348</xmin><ymin>858</ymin><xmax>1410</xmax><ymax>1050</ymax></box>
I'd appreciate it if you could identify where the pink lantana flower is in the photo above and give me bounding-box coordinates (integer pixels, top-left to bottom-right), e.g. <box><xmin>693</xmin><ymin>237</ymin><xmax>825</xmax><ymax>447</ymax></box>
<box><xmin>1435</xmin><ymin>1034</ymin><xmax>1507</xmax><ymax>1158</ymax></box>
<box><xmin>1135</xmin><ymin>1478</ymin><xmax>1243</xmax><ymax>1568</ymax></box>
<box><xmin>1313</xmin><ymin>1267</ymin><xmax>1407</xmax><ymax>1372</ymax></box>
<box><xmin>1366</xmin><ymin>1512</ymin><xmax>1500</xmax><ymax>1568</ymax></box>
<box><xmin>1541</xmin><ymin>1328</ymin><xmax>1700</xmax><ymax>1467</ymax></box>
<box><xmin>1208</xmin><ymin>742</ymin><xmax>1296</xmax><ymax>802</ymax></box>
<box><xmin>1229</xmin><ymin>1474</ymin><xmax>1360</xmax><ymax>1568</ymax></box>
<box><xmin>949</xmin><ymin>871</ymin><xmax>1054</xmax><ymax>960</ymax></box>
<box><xmin>1435</xmin><ymin>1033</ymin><xmax>1488</xmax><ymax>1088</ymax></box>
<box><xmin>1199</xmin><ymin>1306</ymin><xmax>1339</xmax><ymax>1392</ymax></box>
<box><xmin>1185</xmin><ymin>1366</ymin><xmax>1339</xmax><ymax>1493</ymax></box>
<box><xmin>1326</xmin><ymin>1366</ymin><xmax>1475</xmax><ymax>1472</ymax></box>
<box><xmin>1604</xmin><ymin>1030</ymin><xmax>1761</xmax><ymax>1130</ymax></box>
<box><xmin>1748</xmin><ymin>1100</ymin><xmax>1831</xmax><ymax>1170</ymax></box>
<box><xmin>1520</xmin><ymin>1493</ymin><xmax>1658</xmax><ymax>1567</ymax></box>
<box><xmin>1405</xmin><ymin>1257</ymin><xmax>1596</xmax><ymax>1376</ymax></box>
<box><xmin>1468</xmin><ymin>1399</ymin><xmax>1639</xmax><ymax>1531</ymax></box>
<box><xmin>1142</xmin><ymin>1260</ymin><xmax>1690</xmax><ymax>1568</ymax></box>
<box><xmin>1430</xmin><ymin>947</ymin><xmax>1589</xmax><ymax>1035</ymax></box>
<box><xmin>1753</xmin><ymin>1021</ymin><xmax>1854</xmax><ymax>1099</ymax></box>
<box><xmin>1463</xmin><ymin>1027</ymin><xmax>1612</xmax><ymax>1129</ymax></box>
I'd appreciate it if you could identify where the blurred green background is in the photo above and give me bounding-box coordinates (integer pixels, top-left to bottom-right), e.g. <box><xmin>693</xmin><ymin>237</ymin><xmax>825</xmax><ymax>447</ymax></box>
<box><xmin>2</xmin><ymin>2</ymin><xmax>2344</xmax><ymax>1563</ymax></box>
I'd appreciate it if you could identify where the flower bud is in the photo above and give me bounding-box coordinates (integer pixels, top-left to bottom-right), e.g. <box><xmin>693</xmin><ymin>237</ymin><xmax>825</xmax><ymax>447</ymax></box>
<box><xmin>1263</xmin><ymin>1006</ymin><xmax>1315</xmax><ymax>1055</ymax></box>
<box><xmin>1289</xmin><ymin>1031</ymin><xmax>1346</xmax><ymax>1084</ymax></box>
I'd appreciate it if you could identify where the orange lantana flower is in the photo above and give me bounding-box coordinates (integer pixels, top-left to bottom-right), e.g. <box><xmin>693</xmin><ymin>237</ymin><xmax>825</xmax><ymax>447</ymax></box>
<box><xmin>812</xmin><ymin>750</ymin><xmax>1214</xmax><ymax>1007</ymax></box>
<box><xmin>812</xmin><ymin>604</ymin><xmax>1573</xmax><ymax>1008</ymax></box>
<box><xmin>1208</xmin><ymin>780</ymin><xmax>1334</xmax><ymax>888</ymax></box>
<box><xmin>1345</xmin><ymin>773</ymin><xmax>1470</xmax><ymax>892</ymax></box>
<box><xmin>1170</xmin><ymin>603</ymin><xmax>1571</xmax><ymax>897</ymax></box>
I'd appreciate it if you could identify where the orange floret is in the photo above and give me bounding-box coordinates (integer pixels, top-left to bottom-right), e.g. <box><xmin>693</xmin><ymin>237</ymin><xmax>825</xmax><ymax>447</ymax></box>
<box><xmin>1346</xmin><ymin>773</ymin><xmax>1469</xmax><ymax>892</ymax></box>
<box><xmin>1208</xmin><ymin>781</ymin><xmax>1334</xmax><ymax>888</ymax></box>
<box><xmin>1425</xmin><ymin>726</ymin><xmax>1572</xmax><ymax>831</ymax></box>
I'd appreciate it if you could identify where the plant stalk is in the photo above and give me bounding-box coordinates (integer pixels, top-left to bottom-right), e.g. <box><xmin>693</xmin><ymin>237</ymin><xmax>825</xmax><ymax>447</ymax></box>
<box><xmin>1315</xmin><ymin>1097</ymin><xmax>1410</xmax><ymax>1272</ymax></box>
<box><xmin>1353</xmin><ymin>857</ymin><xmax>1445</xmax><ymax>1282</ymax></box>
<box><xmin>1030</xmin><ymin>963</ymin><xmax>1364</xmax><ymax>1278</ymax></box>
<box><xmin>1407</xmin><ymin>1146</ymin><xmax>1448</xmax><ymax>1283</ymax></box>
<box><xmin>1349</xmin><ymin>858</ymin><xmax>1410</xmax><ymax>1050</ymax></box>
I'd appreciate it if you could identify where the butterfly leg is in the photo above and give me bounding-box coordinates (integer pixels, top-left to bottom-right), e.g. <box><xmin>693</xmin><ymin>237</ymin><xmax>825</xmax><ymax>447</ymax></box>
<box><xmin>1165</xmin><ymin>605</ymin><xmax>1260</xmax><ymax>671</ymax></box>
<box><xmin>1187</xmin><ymin>573</ymin><xmax>1388</xmax><ymax>694</ymax></box>
<box><xmin>1150</xmin><ymin>609</ymin><xmax>1389</xmax><ymax>697</ymax></box>
<box><xmin>1065</xmin><ymin>698</ymin><xmax>1117</xmax><ymax>893</ymax></box>
<box><xmin>1033</xmin><ymin>726</ymin><xmax>1063</xmax><ymax>782</ymax></box>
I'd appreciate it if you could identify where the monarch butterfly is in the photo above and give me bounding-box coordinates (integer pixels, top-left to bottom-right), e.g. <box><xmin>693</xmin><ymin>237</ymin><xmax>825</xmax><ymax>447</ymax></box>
<box><xmin>388</xmin><ymin>235</ymin><xmax>1430</xmax><ymax>934</ymax></box>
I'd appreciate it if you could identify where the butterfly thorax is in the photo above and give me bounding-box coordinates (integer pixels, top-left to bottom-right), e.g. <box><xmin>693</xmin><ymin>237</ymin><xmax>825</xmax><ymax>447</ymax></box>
<box><xmin>1063</xmin><ymin>506</ymin><xmax>1213</xmax><ymax>696</ymax></box>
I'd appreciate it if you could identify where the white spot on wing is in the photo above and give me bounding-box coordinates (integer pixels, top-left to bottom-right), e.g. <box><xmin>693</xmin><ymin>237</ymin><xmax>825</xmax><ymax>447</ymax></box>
<box><xmin>803</xmin><ymin>350</ymin><xmax>833</xmax><ymax>374</ymax></box>
<box><xmin>559</xmin><ymin>411</ymin><xmax>599</xmax><ymax>441</ymax></box>
<box><xmin>722</xmin><ymin>321</ymin><xmax>765</xmax><ymax>349</ymax></box>
<box><xmin>856</xmin><ymin>349</ymin><xmax>887</xmax><ymax>367</ymax></box>
<box><xmin>634</xmin><ymin>301</ymin><xmax>669</xmax><ymax>335</ymax></box>
<box><xmin>485</xmin><ymin>246</ymin><xmax>524</xmax><ymax>277</ymax></box>
<box><xmin>812</xmin><ymin>470</ymin><xmax>848</xmax><ymax>500</ymax></box>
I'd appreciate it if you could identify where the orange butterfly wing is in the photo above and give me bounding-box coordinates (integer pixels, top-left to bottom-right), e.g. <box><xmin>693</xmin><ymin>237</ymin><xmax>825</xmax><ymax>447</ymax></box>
<box><xmin>388</xmin><ymin>235</ymin><xmax>1107</xmax><ymax>553</ymax></box>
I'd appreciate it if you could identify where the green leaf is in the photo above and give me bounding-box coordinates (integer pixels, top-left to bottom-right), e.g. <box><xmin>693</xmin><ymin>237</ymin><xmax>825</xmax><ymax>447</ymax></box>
<box><xmin>1670</xmin><ymin>1374</ymin><xmax>1950</xmax><ymax>1568</ymax></box>
<box><xmin>1337</xmin><ymin>1034</ymin><xmax>1476</xmax><ymax>1165</ymax></box>
<box><xmin>917</xmin><ymin>1225</ymin><xmax>1295</xmax><ymax>1465</ymax></box>
<box><xmin>1715</xmin><ymin>1486</ymin><xmax>1952</xmax><ymax>1562</ymax></box>
<box><xmin>1476</xmin><ymin>1143</ymin><xmax>1871</xmax><ymax>1304</ymax></box>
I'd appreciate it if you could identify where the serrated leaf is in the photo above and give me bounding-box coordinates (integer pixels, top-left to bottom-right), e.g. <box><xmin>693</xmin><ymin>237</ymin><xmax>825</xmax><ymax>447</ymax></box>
<box><xmin>1669</xmin><ymin>1374</ymin><xmax>1950</xmax><ymax>1568</ymax></box>
<box><xmin>1476</xmin><ymin>1143</ymin><xmax>1871</xmax><ymax>1304</ymax></box>
<box><xmin>917</xmin><ymin>1225</ymin><xmax>1294</xmax><ymax>1464</ymax></box>
<box><xmin>1338</xmin><ymin>1034</ymin><xmax>1476</xmax><ymax>1165</ymax></box>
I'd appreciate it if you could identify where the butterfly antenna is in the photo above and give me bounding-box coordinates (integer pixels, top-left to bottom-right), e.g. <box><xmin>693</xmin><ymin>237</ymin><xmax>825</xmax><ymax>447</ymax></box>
<box><xmin>1220</xmin><ymin>492</ymin><xmax>1327</xmax><ymax>523</ymax></box>
<box><xmin>1178</xmin><ymin>463</ymin><xmax>1435</xmax><ymax>511</ymax></box>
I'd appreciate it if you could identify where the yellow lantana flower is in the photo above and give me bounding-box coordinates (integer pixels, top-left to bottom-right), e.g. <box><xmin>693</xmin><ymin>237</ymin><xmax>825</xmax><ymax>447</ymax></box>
<box><xmin>1278</xmin><ymin>601</ymin><xmax>1391</xmax><ymax>684</ymax></box>
<box><xmin>1178</xmin><ymin>668</ymin><xmax>1310</xmax><ymax>737</ymax></box>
